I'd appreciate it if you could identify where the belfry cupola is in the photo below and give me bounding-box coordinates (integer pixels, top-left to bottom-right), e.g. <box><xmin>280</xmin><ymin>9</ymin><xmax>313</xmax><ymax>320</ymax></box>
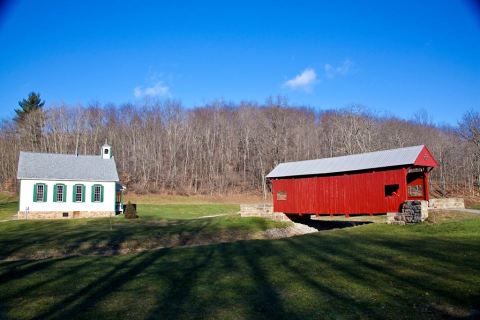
<box><xmin>102</xmin><ymin>142</ymin><xmax>112</xmax><ymax>159</ymax></box>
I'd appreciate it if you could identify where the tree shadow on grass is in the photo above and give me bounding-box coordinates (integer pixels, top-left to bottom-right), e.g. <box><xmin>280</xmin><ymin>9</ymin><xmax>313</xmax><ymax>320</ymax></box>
<box><xmin>283</xmin><ymin>233</ymin><xmax>480</xmax><ymax>318</ymax></box>
<box><xmin>145</xmin><ymin>247</ymin><xmax>215</xmax><ymax>319</ymax></box>
<box><xmin>0</xmin><ymin>216</ymin><xmax>280</xmax><ymax>261</ymax></box>
<box><xmin>1</xmin><ymin>222</ymin><xmax>479</xmax><ymax>319</ymax></box>
<box><xmin>243</xmin><ymin>240</ymin><xmax>391</xmax><ymax>319</ymax></box>
<box><xmin>29</xmin><ymin>250</ymin><xmax>169</xmax><ymax>320</ymax></box>
<box><xmin>0</xmin><ymin>218</ymin><xmax>211</xmax><ymax>260</ymax></box>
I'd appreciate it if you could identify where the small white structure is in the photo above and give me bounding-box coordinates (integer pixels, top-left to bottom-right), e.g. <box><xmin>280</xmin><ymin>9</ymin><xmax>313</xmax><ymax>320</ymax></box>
<box><xmin>17</xmin><ymin>143</ymin><xmax>123</xmax><ymax>219</ymax></box>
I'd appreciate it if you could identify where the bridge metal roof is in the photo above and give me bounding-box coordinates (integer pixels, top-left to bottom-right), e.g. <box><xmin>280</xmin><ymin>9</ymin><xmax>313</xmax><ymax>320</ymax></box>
<box><xmin>266</xmin><ymin>145</ymin><xmax>427</xmax><ymax>178</ymax></box>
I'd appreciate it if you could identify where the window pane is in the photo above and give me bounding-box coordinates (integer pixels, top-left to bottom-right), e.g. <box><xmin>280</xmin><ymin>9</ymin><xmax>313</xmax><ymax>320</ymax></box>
<box><xmin>37</xmin><ymin>185</ymin><xmax>44</xmax><ymax>202</ymax></box>
<box><xmin>408</xmin><ymin>185</ymin><xmax>423</xmax><ymax>197</ymax></box>
<box><xmin>75</xmin><ymin>185</ymin><xmax>82</xmax><ymax>202</ymax></box>
<box><xmin>94</xmin><ymin>186</ymin><xmax>101</xmax><ymax>202</ymax></box>
<box><xmin>57</xmin><ymin>185</ymin><xmax>64</xmax><ymax>202</ymax></box>
<box><xmin>277</xmin><ymin>191</ymin><xmax>287</xmax><ymax>201</ymax></box>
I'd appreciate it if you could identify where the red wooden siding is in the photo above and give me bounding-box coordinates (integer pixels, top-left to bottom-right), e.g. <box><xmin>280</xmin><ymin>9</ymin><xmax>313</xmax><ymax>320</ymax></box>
<box><xmin>272</xmin><ymin>167</ymin><xmax>411</xmax><ymax>215</ymax></box>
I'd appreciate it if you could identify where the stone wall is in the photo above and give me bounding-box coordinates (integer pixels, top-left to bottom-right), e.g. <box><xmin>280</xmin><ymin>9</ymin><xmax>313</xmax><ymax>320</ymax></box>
<box><xmin>17</xmin><ymin>211</ymin><xmax>114</xmax><ymax>220</ymax></box>
<box><xmin>239</xmin><ymin>204</ymin><xmax>291</xmax><ymax>221</ymax></box>
<box><xmin>428</xmin><ymin>198</ymin><xmax>465</xmax><ymax>209</ymax></box>
<box><xmin>386</xmin><ymin>200</ymin><xmax>428</xmax><ymax>225</ymax></box>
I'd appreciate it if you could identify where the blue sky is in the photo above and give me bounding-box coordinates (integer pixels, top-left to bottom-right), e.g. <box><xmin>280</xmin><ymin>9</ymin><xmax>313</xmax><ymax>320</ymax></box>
<box><xmin>0</xmin><ymin>0</ymin><xmax>479</xmax><ymax>125</ymax></box>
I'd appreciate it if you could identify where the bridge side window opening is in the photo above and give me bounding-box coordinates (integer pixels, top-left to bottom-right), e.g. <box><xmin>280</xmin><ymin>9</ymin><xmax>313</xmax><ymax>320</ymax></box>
<box><xmin>277</xmin><ymin>191</ymin><xmax>287</xmax><ymax>201</ymax></box>
<box><xmin>385</xmin><ymin>184</ymin><xmax>399</xmax><ymax>197</ymax></box>
<box><xmin>408</xmin><ymin>185</ymin><xmax>423</xmax><ymax>197</ymax></box>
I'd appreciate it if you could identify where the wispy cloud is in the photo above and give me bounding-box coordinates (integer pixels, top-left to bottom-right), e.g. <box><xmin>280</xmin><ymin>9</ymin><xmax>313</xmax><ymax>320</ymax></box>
<box><xmin>284</xmin><ymin>68</ymin><xmax>317</xmax><ymax>91</ymax></box>
<box><xmin>133</xmin><ymin>82</ymin><xmax>170</xmax><ymax>98</ymax></box>
<box><xmin>324</xmin><ymin>59</ymin><xmax>353</xmax><ymax>79</ymax></box>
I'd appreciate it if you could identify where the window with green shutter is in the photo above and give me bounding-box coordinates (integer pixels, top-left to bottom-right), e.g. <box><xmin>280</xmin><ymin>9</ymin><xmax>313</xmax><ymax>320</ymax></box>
<box><xmin>53</xmin><ymin>184</ymin><xmax>66</xmax><ymax>202</ymax></box>
<box><xmin>33</xmin><ymin>183</ymin><xmax>47</xmax><ymax>202</ymax></box>
<box><xmin>92</xmin><ymin>184</ymin><xmax>104</xmax><ymax>203</ymax></box>
<box><xmin>73</xmin><ymin>184</ymin><xmax>85</xmax><ymax>202</ymax></box>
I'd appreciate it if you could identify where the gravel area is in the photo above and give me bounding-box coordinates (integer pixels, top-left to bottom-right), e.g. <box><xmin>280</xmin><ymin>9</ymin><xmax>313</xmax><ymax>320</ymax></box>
<box><xmin>263</xmin><ymin>222</ymin><xmax>318</xmax><ymax>239</ymax></box>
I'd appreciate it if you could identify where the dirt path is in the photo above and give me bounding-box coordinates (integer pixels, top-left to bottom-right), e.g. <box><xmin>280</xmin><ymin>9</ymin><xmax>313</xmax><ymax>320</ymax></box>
<box><xmin>429</xmin><ymin>208</ymin><xmax>480</xmax><ymax>215</ymax></box>
<box><xmin>455</xmin><ymin>208</ymin><xmax>480</xmax><ymax>214</ymax></box>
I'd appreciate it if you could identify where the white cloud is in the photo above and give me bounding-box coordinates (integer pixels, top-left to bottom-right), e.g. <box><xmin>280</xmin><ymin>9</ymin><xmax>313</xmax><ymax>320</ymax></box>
<box><xmin>324</xmin><ymin>59</ymin><xmax>352</xmax><ymax>79</ymax></box>
<box><xmin>133</xmin><ymin>87</ymin><xmax>143</xmax><ymax>97</ymax></box>
<box><xmin>284</xmin><ymin>68</ymin><xmax>317</xmax><ymax>90</ymax></box>
<box><xmin>133</xmin><ymin>82</ymin><xmax>170</xmax><ymax>98</ymax></box>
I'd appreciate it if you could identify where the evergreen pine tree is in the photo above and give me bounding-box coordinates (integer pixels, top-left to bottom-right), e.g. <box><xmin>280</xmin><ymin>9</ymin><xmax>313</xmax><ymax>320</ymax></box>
<box><xmin>14</xmin><ymin>92</ymin><xmax>46</xmax><ymax>150</ymax></box>
<box><xmin>14</xmin><ymin>92</ymin><xmax>45</xmax><ymax>123</ymax></box>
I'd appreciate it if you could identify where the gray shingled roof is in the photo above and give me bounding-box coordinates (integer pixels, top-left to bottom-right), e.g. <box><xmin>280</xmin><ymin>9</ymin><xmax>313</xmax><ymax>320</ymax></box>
<box><xmin>17</xmin><ymin>152</ymin><xmax>119</xmax><ymax>181</ymax></box>
<box><xmin>266</xmin><ymin>145</ymin><xmax>425</xmax><ymax>178</ymax></box>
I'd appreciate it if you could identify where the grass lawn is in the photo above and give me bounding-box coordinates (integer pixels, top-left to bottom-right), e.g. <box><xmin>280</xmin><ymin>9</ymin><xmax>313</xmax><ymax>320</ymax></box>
<box><xmin>469</xmin><ymin>203</ymin><xmax>480</xmax><ymax>210</ymax></box>
<box><xmin>0</xmin><ymin>193</ymin><xmax>479</xmax><ymax>319</ymax></box>
<box><xmin>0</xmin><ymin>193</ymin><xmax>17</xmax><ymax>220</ymax></box>
<box><xmin>0</xmin><ymin>211</ymin><xmax>479</xmax><ymax>319</ymax></box>
<box><xmin>138</xmin><ymin>203</ymin><xmax>239</xmax><ymax>219</ymax></box>
<box><xmin>0</xmin><ymin>202</ymin><xmax>289</xmax><ymax>260</ymax></box>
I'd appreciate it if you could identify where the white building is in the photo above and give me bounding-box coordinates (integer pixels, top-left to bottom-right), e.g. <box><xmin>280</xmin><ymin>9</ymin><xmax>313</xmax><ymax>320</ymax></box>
<box><xmin>17</xmin><ymin>143</ymin><xmax>123</xmax><ymax>219</ymax></box>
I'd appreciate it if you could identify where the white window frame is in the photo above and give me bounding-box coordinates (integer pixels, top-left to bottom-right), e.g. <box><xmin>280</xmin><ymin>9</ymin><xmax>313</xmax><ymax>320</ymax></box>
<box><xmin>93</xmin><ymin>185</ymin><xmax>101</xmax><ymax>202</ymax></box>
<box><xmin>36</xmin><ymin>184</ymin><xmax>44</xmax><ymax>202</ymax></box>
<box><xmin>56</xmin><ymin>185</ymin><xmax>64</xmax><ymax>202</ymax></box>
<box><xmin>75</xmin><ymin>185</ymin><xmax>82</xmax><ymax>202</ymax></box>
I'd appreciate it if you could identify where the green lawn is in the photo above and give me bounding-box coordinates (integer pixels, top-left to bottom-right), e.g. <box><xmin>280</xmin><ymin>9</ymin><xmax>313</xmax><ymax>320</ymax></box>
<box><xmin>0</xmin><ymin>203</ymin><xmax>288</xmax><ymax>260</ymax></box>
<box><xmin>0</xmin><ymin>198</ymin><xmax>479</xmax><ymax>319</ymax></box>
<box><xmin>469</xmin><ymin>203</ymin><xmax>480</xmax><ymax>210</ymax></box>
<box><xmin>0</xmin><ymin>193</ymin><xmax>17</xmax><ymax>220</ymax></box>
<box><xmin>137</xmin><ymin>203</ymin><xmax>239</xmax><ymax>219</ymax></box>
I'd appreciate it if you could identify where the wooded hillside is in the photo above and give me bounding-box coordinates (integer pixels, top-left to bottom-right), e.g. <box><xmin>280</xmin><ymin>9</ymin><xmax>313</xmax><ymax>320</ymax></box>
<box><xmin>1</xmin><ymin>97</ymin><xmax>479</xmax><ymax>197</ymax></box>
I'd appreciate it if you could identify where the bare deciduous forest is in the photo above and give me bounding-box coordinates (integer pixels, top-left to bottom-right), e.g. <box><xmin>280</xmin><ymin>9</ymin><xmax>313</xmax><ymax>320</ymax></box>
<box><xmin>1</xmin><ymin>97</ymin><xmax>479</xmax><ymax>197</ymax></box>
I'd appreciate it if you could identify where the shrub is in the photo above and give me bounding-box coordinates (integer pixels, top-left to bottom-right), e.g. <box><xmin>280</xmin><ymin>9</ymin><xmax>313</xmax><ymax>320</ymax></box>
<box><xmin>124</xmin><ymin>201</ymin><xmax>138</xmax><ymax>219</ymax></box>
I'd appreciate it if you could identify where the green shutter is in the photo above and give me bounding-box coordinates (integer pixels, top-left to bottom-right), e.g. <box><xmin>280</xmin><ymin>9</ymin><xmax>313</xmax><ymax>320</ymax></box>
<box><xmin>43</xmin><ymin>184</ymin><xmax>47</xmax><ymax>202</ymax></box>
<box><xmin>53</xmin><ymin>184</ymin><xmax>58</xmax><ymax>202</ymax></box>
<box><xmin>90</xmin><ymin>184</ymin><xmax>104</xmax><ymax>202</ymax></box>
<box><xmin>72</xmin><ymin>184</ymin><xmax>84</xmax><ymax>202</ymax></box>
<box><xmin>62</xmin><ymin>184</ymin><xmax>66</xmax><ymax>202</ymax></box>
<box><xmin>33</xmin><ymin>183</ymin><xmax>38</xmax><ymax>202</ymax></box>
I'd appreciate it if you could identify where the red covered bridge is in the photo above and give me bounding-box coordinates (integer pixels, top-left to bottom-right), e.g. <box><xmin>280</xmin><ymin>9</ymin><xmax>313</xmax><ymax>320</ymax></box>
<box><xmin>266</xmin><ymin>145</ymin><xmax>438</xmax><ymax>217</ymax></box>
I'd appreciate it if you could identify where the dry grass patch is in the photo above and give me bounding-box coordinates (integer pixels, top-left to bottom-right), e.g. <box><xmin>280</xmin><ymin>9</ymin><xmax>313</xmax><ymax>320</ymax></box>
<box><xmin>427</xmin><ymin>209</ymin><xmax>478</xmax><ymax>223</ymax></box>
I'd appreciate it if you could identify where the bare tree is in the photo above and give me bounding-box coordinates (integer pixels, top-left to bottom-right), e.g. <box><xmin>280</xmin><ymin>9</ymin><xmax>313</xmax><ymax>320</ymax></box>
<box><xmin>0</xmin><ymin>99</ymin><xmax>477</xmax><ymax>197</ymax></box>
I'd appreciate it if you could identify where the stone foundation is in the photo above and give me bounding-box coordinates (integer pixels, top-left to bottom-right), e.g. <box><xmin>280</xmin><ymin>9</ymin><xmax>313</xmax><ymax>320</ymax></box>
<box><xmin>17</xmin><ymin>211</ymin><xmax>115</xmax><ymax>220</ymax></box>
<box><xmin>428</xmin><ymin>198</ymin><xmax>465</xmax><ymax>210</ymax></box>
<box><xmin>386</xmin><ymin>200</ymin><xmax>428</xmax><ymax>224</ymax></box>
<box><xmin>239</xmin><ymin>204</ymin><xmax>291</xmax><ymax>221</ymax></box>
